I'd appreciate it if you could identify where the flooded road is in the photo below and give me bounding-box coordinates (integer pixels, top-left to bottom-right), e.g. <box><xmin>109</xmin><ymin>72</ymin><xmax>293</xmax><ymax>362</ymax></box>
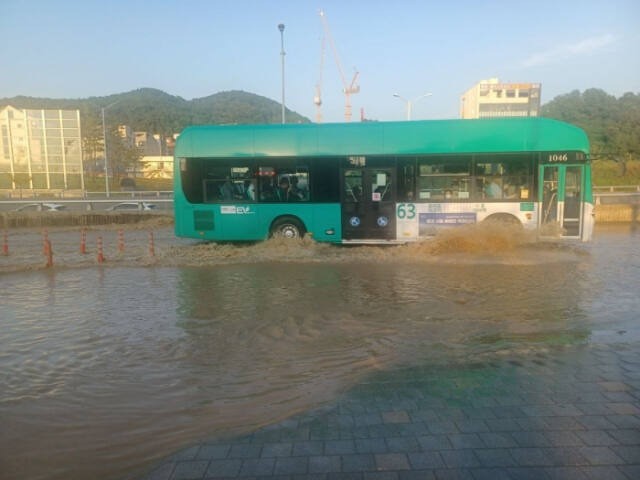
<box><xmin>1</xmin><ymin>224</ymin><xmax>639</xmax><ymax>480</ymax></box>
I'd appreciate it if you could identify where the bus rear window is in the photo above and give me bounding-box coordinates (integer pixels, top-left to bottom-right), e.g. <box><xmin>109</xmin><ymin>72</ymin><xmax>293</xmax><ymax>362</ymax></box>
<box><xmin>180</xmin><ymin>158</ymin><xmax>203</xmax><ymax>203</ymax></box>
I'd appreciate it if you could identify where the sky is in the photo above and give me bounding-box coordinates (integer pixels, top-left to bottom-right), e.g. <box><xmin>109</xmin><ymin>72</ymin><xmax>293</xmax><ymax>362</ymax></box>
<box><xmin>1</xmin><ymin>0</ymin><xmax>639</xmax><ymax>123</ymax></box>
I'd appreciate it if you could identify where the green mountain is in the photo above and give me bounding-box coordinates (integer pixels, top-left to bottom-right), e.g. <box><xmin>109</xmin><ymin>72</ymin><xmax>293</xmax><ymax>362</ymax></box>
<box><xmin>541</xmin><ymin>88</ymin><xmax>640</xmax><ymax>185</ymax></box>
<box><xmin>0</xmin><ymin>88</ymin><xmax>310</xmax><ymax>135</ymax></box>
<box><xmin>541</xmin><ymin>88</ymin><xmax>640</xmax><ymax>158</ymax></box>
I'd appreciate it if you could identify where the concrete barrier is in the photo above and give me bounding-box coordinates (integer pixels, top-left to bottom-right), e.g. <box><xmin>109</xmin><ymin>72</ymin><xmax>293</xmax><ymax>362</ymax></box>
<box><xmin>595</xmin><ymin>204</ymin><xmax>640</xmax><ymax>223</ymax></box>
<box><xmin>0</xmin><ymin>212</ymin><xmax>174</xmax><ymax>228</ymax></box>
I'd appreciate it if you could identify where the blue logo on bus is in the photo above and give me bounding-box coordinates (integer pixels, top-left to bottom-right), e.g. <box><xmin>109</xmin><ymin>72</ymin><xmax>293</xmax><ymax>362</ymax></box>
<box><xmin>377</xmin><ymin>216</ymin><xmax>389</xmax><ymax>227</ymax></box>
<box><xmin>349</xmin><ymin>216</ymin><xmax>360</xmax><ymax>227</ymax></box>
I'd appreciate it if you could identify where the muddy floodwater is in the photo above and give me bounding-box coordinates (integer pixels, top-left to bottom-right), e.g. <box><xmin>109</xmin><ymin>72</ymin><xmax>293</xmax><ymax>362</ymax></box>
<box><xmin>1</xmin><ymin>224</ymin><xmax>639</xmax><ymax>480</ymax></box>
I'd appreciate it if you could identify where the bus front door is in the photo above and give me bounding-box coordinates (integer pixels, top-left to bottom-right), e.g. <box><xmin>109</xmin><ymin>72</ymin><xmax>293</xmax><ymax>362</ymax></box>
<box><xmin>341</xmin><ymin>168</ymin><xmax>396</xmax><ymax>240</ymax></box>
<box><xmin>539</xmin><ymin>164</ymin><xmax>583</xmax><ymax>238</ymax></box>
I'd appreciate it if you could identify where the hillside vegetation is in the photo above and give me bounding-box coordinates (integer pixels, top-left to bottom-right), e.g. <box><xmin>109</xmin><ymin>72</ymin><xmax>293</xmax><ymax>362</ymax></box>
<box><xmin>541</xmin><ymin>89</ymin><xmax>640</xmax><ymax>185</ymax></box>
<box><xmin>0</xmin><ymin>88</ymin><xmax>310</xmax><ymax>135</ymax></box>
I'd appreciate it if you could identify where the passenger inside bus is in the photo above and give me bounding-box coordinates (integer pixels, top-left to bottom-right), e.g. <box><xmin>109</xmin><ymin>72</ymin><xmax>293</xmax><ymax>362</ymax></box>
<box><xmin>246</xmin><ymin>181</ymin><xmax>256</xmax><ymax>201</ymax></box>
<box><xmin>257</xmin><ymin>168</ymin><xmax>310</xmax><ymax>202</ymax></box>
<box><xmin>260</xmin><ymin>178</ymin><xmax>276</xmax><ymax>201</ymax></box>
<box><xmin>220</xmin><ymin>177</ymin><xmax>235</xmax><ymax>201</ymax></box>
<box><xmin>290</xmin><ymin>176</ymin><xmax>306</xmax><ymax>201</ymax></box>
<box><xmin>503</xmin><ymin>182</ymin><xmax>519</xmax><ymax>199</ymax></box>
<box><xmin>486</xmin><ymin>179</ymin><xmax>502</xmax><ymax>199</ymax></box>
<box><xmin>276</xmin><ymin>177</ymin><xmax>291</xmax><ymax>202</ymax></box>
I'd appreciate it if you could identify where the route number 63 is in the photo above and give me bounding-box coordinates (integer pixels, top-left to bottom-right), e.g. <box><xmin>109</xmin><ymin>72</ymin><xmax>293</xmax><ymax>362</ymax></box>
<box><xmin>397</xmin><ymin>203</ymin><xmax>416</xmax><ymax>219</ymax></box>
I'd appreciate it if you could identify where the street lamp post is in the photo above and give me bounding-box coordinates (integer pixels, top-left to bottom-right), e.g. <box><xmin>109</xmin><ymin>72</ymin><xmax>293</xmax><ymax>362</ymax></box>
<box><xmin>101</xmin><ymin>101</ymin><xmax>119</xmax><ymax>197</ymax></box>
<box><xmin>393</xmin><ymin>92</ymin><xmax>433</xmax><ymax>120</ymax></box>
<box><xmin>278</xmin><ymin>23</ymin><xmax>286</xmax><ymax>124</ymax></box>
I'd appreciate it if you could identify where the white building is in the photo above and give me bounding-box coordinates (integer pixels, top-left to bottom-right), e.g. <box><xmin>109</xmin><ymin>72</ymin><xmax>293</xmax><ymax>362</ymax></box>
<box><xmin>460</xmin><ymin>78</ymin><xmax>541</xmax><ymax>119</ymax></box>
<box><xmin>139</xmin><ymin>155</ymin><xmax>173</xmax><ymax>179</ymax></box>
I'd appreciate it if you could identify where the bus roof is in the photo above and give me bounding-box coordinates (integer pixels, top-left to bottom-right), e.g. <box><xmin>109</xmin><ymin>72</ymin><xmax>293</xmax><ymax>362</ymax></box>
<box><xmin>174</xmin><ymin>117</ymin><xmax>589</xmax><ymax>158</ymax></box>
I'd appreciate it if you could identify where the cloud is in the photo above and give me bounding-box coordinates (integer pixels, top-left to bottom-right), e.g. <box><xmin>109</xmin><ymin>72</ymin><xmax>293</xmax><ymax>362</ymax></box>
<box><xmin>521</xmin><ymin>34</ymin><xmax>616</xmax><ymax>68</ymax></box>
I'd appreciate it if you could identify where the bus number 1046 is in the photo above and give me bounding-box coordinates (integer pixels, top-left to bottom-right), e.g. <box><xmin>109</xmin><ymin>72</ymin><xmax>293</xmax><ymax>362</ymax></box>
<box><xmin>548</xmin><ymin>153</ymin><xmax>568</xmax><ymax>162</ymax></box>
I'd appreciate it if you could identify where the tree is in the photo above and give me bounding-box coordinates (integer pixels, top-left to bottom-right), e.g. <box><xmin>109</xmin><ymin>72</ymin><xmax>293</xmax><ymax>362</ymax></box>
<box><xmin>12</xmin><ymin>173</ymin><xmax>32</xmax><ymax>198</ymax></box>
<box><xmin>542</xmin><ymin>89</ymin><xmax>640</xmax><ymax>185</ymax></box>
<box><xmin>105</xmin><ymin>127</ymin><xmax>143</xmax><ymax>177</ymax></box>
<box><xmin>541</xmin><ymin>89</ymin><xmax>640</xmax><ymax>160</ymax></box>
<box><xmin>81</xmin><ymin>113</ymin><xmax>104</xmax><ymax>174</ymax></box>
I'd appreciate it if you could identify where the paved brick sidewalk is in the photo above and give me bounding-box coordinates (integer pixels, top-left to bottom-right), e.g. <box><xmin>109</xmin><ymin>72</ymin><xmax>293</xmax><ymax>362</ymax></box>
<box><xmin>140</xmin><ymin>343</ymin><xmax>640</xmax><ymax>480</ymax></box>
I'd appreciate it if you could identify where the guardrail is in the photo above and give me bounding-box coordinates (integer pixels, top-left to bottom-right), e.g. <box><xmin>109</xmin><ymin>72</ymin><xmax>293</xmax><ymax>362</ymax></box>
<box><xmin>0</xmin><ymin>199</ymin><xmax>173</xmax><ymax>211</ymax></box>
<box><xmin>84</xmin><ymin>190</ymin><xmax>174</xmax><ymax>199</ymax></box>
<box><xmin>0</xmin><ymin>190</ymin><xmax>174</xmax><ymax>200</ymax></box>
<box><xmin>593</xmin><ymin>185</ymin><xmax>640</xmax><ymax>193</ymax></box>
<box><xmin>593</xmin><ymin>187</ymin><xmax>640</xmax><ymax>205</ymax></box>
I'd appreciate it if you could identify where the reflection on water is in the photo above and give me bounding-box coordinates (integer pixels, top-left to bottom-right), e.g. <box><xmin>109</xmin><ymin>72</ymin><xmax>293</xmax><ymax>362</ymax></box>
<box><xmin>1</xmin><ymin>225</ymin><xmax>639</xmax><ymax>480</ymax></box>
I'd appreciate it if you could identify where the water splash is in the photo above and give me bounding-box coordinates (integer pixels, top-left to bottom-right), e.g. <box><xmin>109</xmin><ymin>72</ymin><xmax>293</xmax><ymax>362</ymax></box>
<box><xmin>403</xmin><ymin>222</ymin><xmax>536</xmax><ymax>255</ymax></box>
<box><xmin>163</xmin><ymin>233</ymin><xmax>336</xmax><ymax>265</ymax></box>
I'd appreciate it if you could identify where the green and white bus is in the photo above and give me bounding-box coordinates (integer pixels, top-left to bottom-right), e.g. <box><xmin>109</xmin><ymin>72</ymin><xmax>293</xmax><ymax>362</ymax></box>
<box><xmin>174</xmin><ymin>118</ymin><xmax>593</xmax><ymax>243</ymax></box>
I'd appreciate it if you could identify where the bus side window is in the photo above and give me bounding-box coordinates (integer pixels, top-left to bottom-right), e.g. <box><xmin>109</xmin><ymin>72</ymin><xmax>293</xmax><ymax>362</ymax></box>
<box><xmin>473</xmin><ymin>157</ymin><xmax>532</xmax><ymax>201</ymax></box>
<box><xmin>202</xmin><ymin>165</ymin><xmax>255</xmax><ymax>203</ymax></box>
<box><xmin>260</xmin><ymin>167</ymin><xmax>310</xmax><ymax>202</ymax></box>
<box><xmin>418</xmin><ymin>157</ymin><xmax>470</xmax><ymax>200</ymax></box>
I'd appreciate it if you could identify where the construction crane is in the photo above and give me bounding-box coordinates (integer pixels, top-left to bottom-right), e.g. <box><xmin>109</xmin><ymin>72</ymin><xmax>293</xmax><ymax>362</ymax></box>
<box><xmin>313</xmin><ymin>37</ymin><xmax>326</xmax><ymax>123</ymax></box>
<box><xmin>318</xmin><ymin>9</ymin><xmax>360</xmax><ymax>122</ymax></box>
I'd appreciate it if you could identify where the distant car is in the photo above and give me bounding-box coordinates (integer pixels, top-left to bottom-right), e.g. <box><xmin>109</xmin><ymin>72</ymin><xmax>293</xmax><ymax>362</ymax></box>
<box><xmin>14</xmin><ymin>203</ymin><xmax>66</xmax><ymax>212</ymax></box>
<box><xmin>107</xmin><ymin>202</ymin><xmax>156</xmax><ymax>211</ymax></box>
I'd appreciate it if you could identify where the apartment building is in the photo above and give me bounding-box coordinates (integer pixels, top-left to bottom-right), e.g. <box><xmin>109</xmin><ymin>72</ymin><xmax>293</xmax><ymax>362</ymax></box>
<box><xmin>460</xmin><ymin>78</ymin><xmax>541</xmax><ymax>119</ymax></box>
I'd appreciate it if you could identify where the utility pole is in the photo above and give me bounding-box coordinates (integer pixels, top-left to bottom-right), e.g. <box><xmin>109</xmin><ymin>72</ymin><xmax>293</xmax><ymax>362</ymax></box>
<box><xmin>101</xmin><ymin>107</ymin><xmax>110</xmax><ymax>198</ymax></box>
<box><xmin>278</xmin><ymin>23</ymin><xmax>286</xmax><ymax>124</ymax></box>
<box><xmin>101</xmin><ymin>101</ymin><xmax>119</xmax><ymax>197</ymax></box>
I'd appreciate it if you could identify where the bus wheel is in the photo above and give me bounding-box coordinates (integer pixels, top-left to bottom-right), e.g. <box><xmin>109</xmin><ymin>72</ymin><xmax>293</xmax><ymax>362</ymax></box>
<box><xmin>483</xmin><ymin>213</ymin><xmax>522</xmax><ymax>227</ymax></box>
<box><xmin>270</xmin><ymin>216</ymin><xmax>306</xmax><ymax>239</ymax></box>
